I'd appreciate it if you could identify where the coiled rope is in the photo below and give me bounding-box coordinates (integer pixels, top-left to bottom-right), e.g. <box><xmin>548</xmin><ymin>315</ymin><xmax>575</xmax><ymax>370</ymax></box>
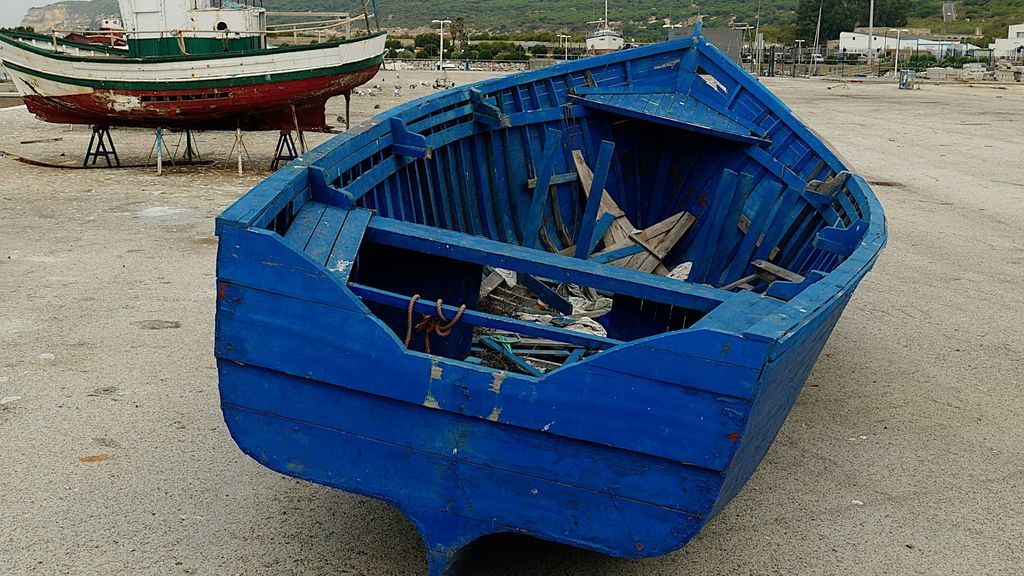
<box><xmin>404</xmin><ymin>294</ymin><xmax>467</xmax><ymax>354</ymax></box>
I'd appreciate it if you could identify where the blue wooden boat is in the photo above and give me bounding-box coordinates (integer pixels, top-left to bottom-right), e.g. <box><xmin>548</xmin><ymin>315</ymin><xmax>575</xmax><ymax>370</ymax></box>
<box><xmin>215</xmin><ymin>26</ymin><xmax>886</xmax><ymax>575</ymax></box>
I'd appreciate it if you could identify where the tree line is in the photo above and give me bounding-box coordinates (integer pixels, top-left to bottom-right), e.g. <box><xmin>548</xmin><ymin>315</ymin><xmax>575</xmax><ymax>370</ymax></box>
<box><xmin>795</xmin><ymin>0</ymin><xmax>909</xmax><ymax>43</ymax></box>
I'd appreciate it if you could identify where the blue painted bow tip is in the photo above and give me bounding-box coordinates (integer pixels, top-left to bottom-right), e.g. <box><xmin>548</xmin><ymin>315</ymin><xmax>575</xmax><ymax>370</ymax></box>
<box><xmin>215</xmin><ymin>33</ymin><xmax>886</xmax><ymax>575</ymax></box>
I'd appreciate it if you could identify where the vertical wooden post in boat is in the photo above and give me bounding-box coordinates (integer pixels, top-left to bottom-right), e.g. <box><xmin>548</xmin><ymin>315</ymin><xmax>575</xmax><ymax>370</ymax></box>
<box><xmin>525</xmin><ymin>128</ymin><xmax>562</xmax><ymax>249</ymax></box>
<box><xmin>574</xmin><ymin>140</ymin><xmax>615</xmax><ymax>259</ymax></box>
<box><xmin>572</xmin><ymin>149</ymin><xmax>633</xmax><ymax>248</ymax></box>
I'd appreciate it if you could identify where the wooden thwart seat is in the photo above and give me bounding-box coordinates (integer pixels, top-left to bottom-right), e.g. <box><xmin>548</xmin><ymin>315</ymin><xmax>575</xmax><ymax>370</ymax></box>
<box><xmin>364</xmin><ymin>215</ymin><xmax>730</xmax><ymax>313</ymax></box>
<box><xmin>281</xmin><ymin>202</ymin><xmax>372</xmax><ymax>281</ymax></box>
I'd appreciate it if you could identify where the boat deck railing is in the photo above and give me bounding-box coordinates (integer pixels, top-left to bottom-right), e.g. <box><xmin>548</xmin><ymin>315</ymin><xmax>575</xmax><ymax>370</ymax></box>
<box><xmin>47</xmin><ymin>16</ymin><xmax>370</xmax><ymax>53</ymax></box>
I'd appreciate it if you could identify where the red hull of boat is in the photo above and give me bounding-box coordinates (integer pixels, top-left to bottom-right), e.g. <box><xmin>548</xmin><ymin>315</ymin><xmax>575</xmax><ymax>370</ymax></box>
<box><xmin>21</xmin><ymin>63</ymin><xmax>380</xmax><ymax>131</ymax></box>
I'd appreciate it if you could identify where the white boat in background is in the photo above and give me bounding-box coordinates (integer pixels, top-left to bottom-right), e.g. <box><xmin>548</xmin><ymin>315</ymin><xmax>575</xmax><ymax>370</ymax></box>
<box><xmin>586</xmin><ymin>0</ymin><xmax>624</xmax><ymax>55</ymax></box>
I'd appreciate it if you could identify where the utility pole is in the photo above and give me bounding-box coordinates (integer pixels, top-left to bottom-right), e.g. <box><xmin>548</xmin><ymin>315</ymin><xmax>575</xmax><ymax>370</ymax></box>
<box><xmin>795</xmin><ymin>39</ymin><xmax>805</xmax><ymax>76</ymax></box>
<box><xmin>812</xmin><ymin>1</ymin><xmax>822</xmax><ymax>75</ymax></box>
<box><xmin>431</xmin><ymin>19</ymin><xmax>452</xmax><ymax>71</ymax></box>
<box><xmin>662</xmin><ymin>22</ymin><xmax>683</xmax><ymax>42</ymax></box>
<box><xmin>893</xmin><ymin>28</ymin><xmax>908</xmax><ymax>77</ymax></box>
<box><xmin>867</xmin><ymin>0</ymin><xmax>875</xmax><ymax>65</ymax></box>
<box><xmin>754</xmin><ymin>0</ymin><xmax>763</xmax><ymax>76</ymax></box>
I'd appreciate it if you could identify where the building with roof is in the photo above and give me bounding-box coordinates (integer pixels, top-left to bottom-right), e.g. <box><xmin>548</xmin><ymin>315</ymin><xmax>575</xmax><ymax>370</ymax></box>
<box><xmin>839</xmin><ymin>31</ymin><xmax>980</xmax><ymax>58</ymax></box>
<box><xmin>988</xmin><ymin>24</ymin><xmax>1024</xmax><ymax>59</ymax></box>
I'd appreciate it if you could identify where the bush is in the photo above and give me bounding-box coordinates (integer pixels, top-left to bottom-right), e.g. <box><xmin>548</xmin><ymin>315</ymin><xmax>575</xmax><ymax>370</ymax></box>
<box><xmin>494</xmin><ymin>50</ymin><xmax>528</xmax><ymax>60</ymax></box>
<box><xmin>414</xmin><ymin>33</ymin><xmax>440</xmax><ymax>50</ymax></box>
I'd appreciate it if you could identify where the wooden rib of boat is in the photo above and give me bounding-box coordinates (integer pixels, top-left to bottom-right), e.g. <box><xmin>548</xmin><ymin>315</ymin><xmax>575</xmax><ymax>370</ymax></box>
<box><xmin>0</xmin><ymin>1</ymin><xmax>385</xmax><ymax>131</ymax></box>
<box><xmin>215</xmin><ymin>25</ymin><xmax>886</xmax><ymax>576</ymax></box>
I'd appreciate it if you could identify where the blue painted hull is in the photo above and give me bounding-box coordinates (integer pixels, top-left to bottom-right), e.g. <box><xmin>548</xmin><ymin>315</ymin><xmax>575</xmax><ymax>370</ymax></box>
<box><xmin>216</xmin><ymin>29</ymin><xmax>885</xmax><ymax>575</ymax></box>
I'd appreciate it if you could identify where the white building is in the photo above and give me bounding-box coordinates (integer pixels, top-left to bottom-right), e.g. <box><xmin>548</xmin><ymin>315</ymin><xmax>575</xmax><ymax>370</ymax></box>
<box><xmin>988</xmin><ymin>24</ymin><xmax>1024</xmax><ymax>59</ymax></box>
<box><xmin>839</xmin><ymin>31</ymin><xmax>979</xmax><ymax>57</ymax></box>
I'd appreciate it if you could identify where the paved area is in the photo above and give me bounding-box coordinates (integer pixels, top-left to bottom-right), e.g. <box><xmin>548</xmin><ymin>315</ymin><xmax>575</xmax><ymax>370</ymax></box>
<box><xmin>1</xmin><ymin>71</ymin><xmax>1022</xmax><ymax>575</ymax></box>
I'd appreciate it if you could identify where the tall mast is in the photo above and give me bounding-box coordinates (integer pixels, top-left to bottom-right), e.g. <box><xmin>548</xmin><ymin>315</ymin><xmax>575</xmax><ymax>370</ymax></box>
<box><xmin>604</xmin><ymin>0</ymin><xmax>609</xmax><ymax>29</ymax></box>
<box><xmin>813</xmin><ymin>1</ymin><xmax>822</xmax><ymax>54</ymax></box>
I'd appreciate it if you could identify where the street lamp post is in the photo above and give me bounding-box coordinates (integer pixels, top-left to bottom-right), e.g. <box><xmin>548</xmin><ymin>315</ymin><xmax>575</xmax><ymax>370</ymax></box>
<box><xmin>867</xmin><ymin>0</ymin><xmax>875</xmax><ymax>65</ymax></box>
<box><xmin>795</xmin><ymin>39</ymin><xmax>805</xmax><ymax>76</ymax></box>
<box><xmin>882</xmin><ymin>28</ymin><xmax>893</xmax><ymax>76</ymax></box>
<box><xmin>558</xmin><ymin>34</ymin><xmax>571</xmax><ymax>61</ymax></box>
<box><xmin>431</xmin><ymin>19</ymin><xmax>452</xmax><ymax>71</ymax></box>
<box><xmin>662</xmin><ymin>22</ymin><xmax>683</xmax><ymax>42</ymax></box>
<box><xmin>893</xmin><ymin>28</ymin><xmax>909</xmax><ymax>77</ymax></box>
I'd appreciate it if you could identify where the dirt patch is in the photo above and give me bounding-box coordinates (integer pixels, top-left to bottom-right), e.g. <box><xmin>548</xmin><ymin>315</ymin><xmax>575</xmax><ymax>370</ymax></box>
<box><xmin>133</xmin><ymin>320</ymin><xmax>182</xmax><ymax>330</ymax></box>
<box><xmin>867</xmin><ymin>179</ymin><xmax>908</xmax><ymax>189</ymax></box>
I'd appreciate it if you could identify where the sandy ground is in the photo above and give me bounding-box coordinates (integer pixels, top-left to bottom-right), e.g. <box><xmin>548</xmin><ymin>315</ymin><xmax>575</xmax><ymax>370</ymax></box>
<box><xmin>1</xmin><ymin>70</ymin><xmax>1022</xmax><ymax>575</ymax></box>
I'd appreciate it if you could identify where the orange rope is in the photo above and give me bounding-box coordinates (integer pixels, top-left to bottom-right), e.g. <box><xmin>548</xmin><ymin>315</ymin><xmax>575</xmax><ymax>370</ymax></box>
<box><xmin>404</xmin><ymin>295</ymin><xmax>467</xmax><ymax>354</ymax></box>
<box><xmin>404</xmin><ymin>294</ymin><xmax>421</xmax><ymax>348</ymax></box>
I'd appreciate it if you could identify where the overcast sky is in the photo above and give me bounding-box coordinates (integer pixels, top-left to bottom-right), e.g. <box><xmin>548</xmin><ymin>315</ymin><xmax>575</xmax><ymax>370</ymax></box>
<box><xmin>1</xmin><ymin>0</ymin><xmax>60</xmax><ymax>29</ymax></box>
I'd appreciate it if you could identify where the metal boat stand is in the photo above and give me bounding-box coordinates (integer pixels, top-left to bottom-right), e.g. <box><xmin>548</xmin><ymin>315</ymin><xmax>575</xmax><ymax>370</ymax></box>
<box><xmin>271</xmin><ymin>130</ymin><xmax>300</xmax><ymax>171</ymax></box>
<box><xmin>228</xmin><ymin>127</ymin><xmax>252</xmax><ymax>176</ymax></box>
<box><xmin>83</xmin><ymin>125</ymin><xmax>121</xmax><ymax>168</ymax></box>
<box><xmin>145</xmin><ymin>127</ymin><xmax>173</xmax><ymax>175</ymax></box>
<box><xmin>174</xmin><ymin>129</ymin><xmax>201</xmax><ymax>163</ymax></box>
<box><xmin>343</xmin><ymin>91</ymin><xmax>352</xmax><ymax>131</ymax></box>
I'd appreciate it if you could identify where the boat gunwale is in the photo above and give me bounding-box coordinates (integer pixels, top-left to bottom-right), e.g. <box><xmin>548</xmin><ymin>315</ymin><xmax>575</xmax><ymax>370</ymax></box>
<box><xmin>0</xmin><ymin>29</ymin><xmax>387</xmax><ymax>65</ymax></box>
<box><xmin>215</xmin><ymin>224</ymin><xmax>761</xmax><ymax>470</ymax></box>
<box><xmin>1</xmin><ymin>53</ymin><xmax>385</xmax><ymax>92</ymax></box>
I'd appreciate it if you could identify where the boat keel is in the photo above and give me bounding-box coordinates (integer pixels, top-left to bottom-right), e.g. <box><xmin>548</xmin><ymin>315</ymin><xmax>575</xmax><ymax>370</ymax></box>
<box><xmin>405</xmin><ymin>506</ymin><xmax>492</xmax><ymax>576</ymax></box>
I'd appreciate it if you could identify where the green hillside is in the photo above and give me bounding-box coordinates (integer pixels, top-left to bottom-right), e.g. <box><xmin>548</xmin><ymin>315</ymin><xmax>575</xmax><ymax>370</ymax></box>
<box><xmin>907</xmin><ymin>0</ymin><xmax>1024</xmax><ymax>41</ymax></box>
<box><xmin>272</xmin><ymin>0</ymin><xmax>797</xmax><ymax>35</ymax></box>
<box><xmin>17</xmin><ymin>0</ymin><xmax>1024</xmax><ymax>43</ymax></box>
<box><xmin>57</xmin><ymin>0</ymin><xmax>119</xmax><ymax>18</ymax></box>
<box><xmin>54</xmin><ymin>0</ymin><xmax>120</xmax><ymax>20</ymax></box>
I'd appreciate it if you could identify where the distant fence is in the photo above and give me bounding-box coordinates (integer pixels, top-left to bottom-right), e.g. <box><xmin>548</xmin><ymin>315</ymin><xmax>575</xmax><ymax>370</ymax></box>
<box><xmin>746</xmin><ymin>62</ymin><xmax>880</xmax><ymax>78</ymax></box>
<box><xmin>385</xmin><ymin>59</ymin><xmax>531</xmax><ymax>73</ymax></box>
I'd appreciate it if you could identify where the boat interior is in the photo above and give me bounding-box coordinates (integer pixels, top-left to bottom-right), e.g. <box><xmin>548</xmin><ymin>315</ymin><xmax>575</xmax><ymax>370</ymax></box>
<box><xmin>244</xmin><ymin>39</ymin><xmax>877</xmax><ymax>377</ymax></box>
<box><xmin>0</xmin><ymin>31</ymin><xmax>126</xmax><ymax>59</ymax></box>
